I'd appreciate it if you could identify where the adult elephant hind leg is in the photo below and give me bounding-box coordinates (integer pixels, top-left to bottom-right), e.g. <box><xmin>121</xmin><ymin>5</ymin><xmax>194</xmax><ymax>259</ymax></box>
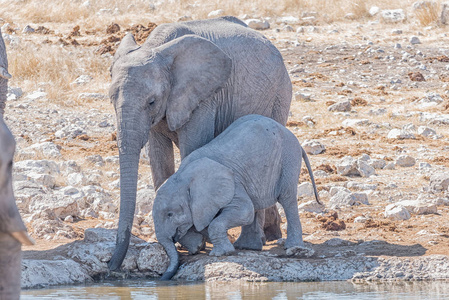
<box><xmin>234</xmin><ymin>209</ymin><xmax>265</xmax><ymax>251</ymax></box>
<box><xmin>263</xmin><ymin>206</ymin><xmax>282</xmax><ymax>242</ymax></box>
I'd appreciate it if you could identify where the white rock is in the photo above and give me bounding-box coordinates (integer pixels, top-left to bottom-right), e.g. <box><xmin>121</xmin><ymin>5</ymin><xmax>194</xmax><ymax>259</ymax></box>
<box><xmin>419</xmin><ymin>162</ymin><xmax>431</xmax><ymax>169</ymax></box>
<box><xmin>67</xmin><ymin>173</ymin><xmax>88</xmax><ymax>186</ymax></box>
<box><xmin>369</xmin><ymin>159</ymin><xmax>386</xmax><ymax>169</ymax></box>
<box><xmin>417</xmin><ymin>126</ymin><xmax>436</xmax><ymax>137</ymax></box>
<box><xmin>14</xmin><ymin>159</ymin><xmax>60</xmax><ymax>176</ymax></box>
<box><xmin>297</xmin><ymin>200</ymin><xmax>324</xmax><ymax>213</ymax></box>
<box><xmin>369</xmin><ymin>6</ymin><xmax>380</xmax><ymax>16</ymax></box>
<box><xmin>55</xmin><ymin>124</ymin><xmax>86</xmax><ymax>139</ymax></box>
<box><xmin>384</xmin><ymin>162</ymin><xmax>396</xmax><ymax>170</ymax></box>
<box><xmin>7</xmin><ymin>86</ymin><xmax>23</xmax><ymax>101</ymax></box>
<box><xmin>24</xmin><ymin>142</ymin><xmax>61</xmax><ymax>158</ymax></box>
<box><xmin>385</xmin><ymin>204</ymin><xmax>411</xmax><ymax>220</ymax></box>
<box><xmin>395</xmin><ymin>155</ymin><xmax>416</xmax><ymax>167</ymax></box>
<box><xmin>354</xmin><ymin>216</ymin><xmax>367</xmax><ymax>223</ymax></box>
<box><xmin>329</xmin><ymin>190</ymin><xmax>369</xmax><ymax>209</ymax></box>
<box><xmin>396</xmin><ymin>200</ymin><xmax>437</xmax><ymax>215</ymax></box>
<box><xmin>297</xmin><ymin>182</ymin><xmax>314</xmax><ymax>198</ymax></box>
<box><xmin>357</xmin><ymin>160</ymin><xmax>375</xmax><ymax>178</ymax></box>
<box><xmin>283</xmin><ymin>25</ymin><xmax>294</xmax><ymax>32</ymax></box>
<box><xmin>387</xmin><ymin>129</ymin><xmax>415</xmax><ymax>139</ymax></box>
<box><xmin>381</xmin><ymin>9</ymin><xmax>406</xmax><ymax>23</ymax></box>
<box><xmin>328</xmin><ymin>100</ymin><xmax>351</xmax><ymax>112</ymax></box>
<box><xmin>136</xmin><ymin>188</ymin><xmax>156</xmax><ymax>216</ymax></box>
<box><xmin>342</xmin><ymin>119</ymin><xmax>370</xmax><ymax>127</ymax></box>
<box><xmin>25</xmin><ymin>91</ymin><xmax>47</xmax><ymax>101</ymax></box>
<box><xmin>30</xmin><ymin>195</ymin><xmax>80</xmax><ymax>218</ymax></box>
<box><xmin>302</xmin><ymin>139</ymin><xmax>325</xmax><ymax>155</ymax></box>
<box><xmin>276</xmin><ymin>16</ymin><xmax>300</xmax><ymax>24</ymax></box>
<box><xmin>137</xmin><ymin>243</ymin><xmax>169</xmax><ymax>274</ymax></box>
<box><xmin>207</xmin><ymin>9</ymin><xmax>224</xmax><ymax>17</ymax></box>
<box><xmin>294</xmin><ymin>91</ymin><xmax>312</xmax><ymax>101</ymax></box>
<box><xmin>430</xmin><ymin>173</ymin><xmax>449</xmax><ymax>192</ymax></box>
<box><xmin>245</xmin><ymin>19</ymin><xmax>270</xmax><ymax>30</ymax></box>
<box><xmin>329</xmin><ymin>186</ymin><xmax>351</xmax><ymax>197</ymax></box>
<box><xmin>336</xmin><ymin>156</ymin><xmax>359</xmax><ymax>176</ymax></box>
<box><xmin>71</xmin><ymin>75</ymin><xmax>93</xmax><ymax>86</ymax></box>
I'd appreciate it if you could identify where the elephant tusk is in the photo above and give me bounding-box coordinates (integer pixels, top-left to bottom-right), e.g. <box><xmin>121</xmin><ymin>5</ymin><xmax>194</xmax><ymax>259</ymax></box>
<box><xmin>10</xmin><ymin>231</ymin><xmax>35</xmax><ymax>246</ymax></box>
<box><xmin>0</xmin><ymin>67</ymin><xmax>11</xmax><ymax>79</ymax></box>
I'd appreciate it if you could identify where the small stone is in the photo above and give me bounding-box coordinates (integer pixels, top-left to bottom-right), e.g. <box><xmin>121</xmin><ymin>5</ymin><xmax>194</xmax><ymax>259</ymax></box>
<box><xmin>417</xmin><ymin>126</ymin><xmax>436</xmax><ymax>137</ymax></box>
<box><xmin>342</xmin><ymin>119</ymin><xmax>370</xmax><ymax>127</ymax></box>
<box><xmin>430</xmin><ymin>173</ymin><xmax>449</xmax><ymax>192</ymax></box>
<box><xmin>395</xmin><ymin>155</ymin><xmax>416</xmax><ymax>167</ymax></box>
<box><xmin>387</xmin><ymin>129</ymin><xmax>415</xmax><ymax>139</ymax></box>
<box><xmin>64</xmin><ymin>215</ymin><xmax>74</xmax><ymax>223</ymax></box>
<box><xmin>25</xmin><ymin>91</ymin><xmax>48</xmax><ymax>101</ymax></box>
<box><xmin>392</xmin><ymin>29</ymin><xmax>403</xmax><ymax>35</ymax></box>
<box><xmin>385</xmin><ymin>204</ymin><xmax>411</xmax><ymax>220</ymax></box>
<box><xmin>302</xmin><ymin>139</ymin><xmax>325</xmax><ymax>155</ymax></box>
<box><xmin>283</xmin><ymin>25</ymin><xmax>294</xmax><ymax>32</ymax></box>
<box><xmin>245</xmin><ymin>19</ymin><xmax>270</xmax><ymax>30</ymax></box>
<box><xmin>297</xmin><ymin>200</ymin><xmax>324</xmax><ymax>213</ymax></box>
<box><xmin>369</xmin><ymin>159</ymin><xmax>386</xmax><ymax>169</ymax></box>
<box><xmin>337</xmin><ymin>156</ymin><xmax>359</xmax><ymax>176</ymax></box>
<box><xmin>396</xmin><ymin>200</ymin><xmax>437</xmax><ymax>215</ymax></box>
<box><xmin>357</xmin><ymin>160</ymin><xmax>375</xmax><ymax>178</ymax></box>
<box><xmin>207</xmin><ymin>9</ymin><xmax>224</xmax><ymax>17</ymax></box>
<box><xmin>410</xmin><ymin>36</ymin><xmax>421</xmax><ymax>45</ymax></box>
<box><xmin>381</xmin><ymin>9</ymin><xmax>406</xmax><ymax>23</ymax></box>
<box><xmin>328</xmin><ymin>100</ymin><xmax>351</xmax><ymax>112</ymax></box>
<box><xmin>354</xmin><ymin>216</ymin><xmax>367</xmax><ymax>223</ymax></box>
<box><xmin>369</xmin><ymin>6</ymin><xmax>380</xmax><ymax>16</ymax></box>
<box><xmin>419</xmin><ymin>162</ymin><xmax>431</xmax><ymax>169</ymax></box>
<box><xmin>71</xmin><ymin>75</ymin><xmax>93</xmax><ymax>86</ymax></box>
<box><xmin>294</xmin><ymin>91</ymin><xmax>312</xmax><ymax>101</ymax></box>
<box><xmin>22</xmin><ymin>25</ymin><xmax>35</xmax><ymax>34</ymax></box>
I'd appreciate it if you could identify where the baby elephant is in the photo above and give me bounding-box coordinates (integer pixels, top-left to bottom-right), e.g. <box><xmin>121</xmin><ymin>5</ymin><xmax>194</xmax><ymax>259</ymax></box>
<box><xmin>153</xmin><ymin>115</ymin><xmax>320</xmax><ymax>279</ymax></box>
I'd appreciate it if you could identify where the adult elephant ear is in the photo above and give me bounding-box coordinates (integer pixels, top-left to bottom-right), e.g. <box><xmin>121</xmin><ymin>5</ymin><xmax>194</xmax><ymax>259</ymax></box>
<box><xmin>185</xmin><ymin>158</ymin><xmax>235</xmax><ymax>232</ymax></box>
<box><xmin>156</xmin><ymin>35</ymin><xmax>232</xmax><ymax>131</ymax></box>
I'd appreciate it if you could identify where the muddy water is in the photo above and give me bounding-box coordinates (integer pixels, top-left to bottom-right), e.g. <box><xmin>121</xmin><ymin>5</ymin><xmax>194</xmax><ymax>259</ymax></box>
<box><xmin>21</xmin><ymin>280</ymin><xmax>449</xmax><ymax>299</ymax></box>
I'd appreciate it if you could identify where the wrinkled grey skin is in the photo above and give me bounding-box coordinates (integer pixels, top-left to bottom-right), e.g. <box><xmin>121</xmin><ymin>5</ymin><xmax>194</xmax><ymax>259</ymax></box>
<box><xmin>153</xmin><ymin>115</ymin><xmax>320</xmax><ymax>280</ymax></box>
<box><xmin>108</xmin><ymin>16</ymin><xmax>292</xmax><ymax>270</ymax></box>
<box><xmin>0</xmin><ymin>33</ymin><xmax>34</xmax><ymax>299</ymax></box>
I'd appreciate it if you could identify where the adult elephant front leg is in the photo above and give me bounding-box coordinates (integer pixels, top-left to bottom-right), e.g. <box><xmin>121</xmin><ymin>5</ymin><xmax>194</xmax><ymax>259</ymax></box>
<box><xmin>146</xmin><ymin>122</ymin><xmax>177</xmax><ymax>190</ymax></box>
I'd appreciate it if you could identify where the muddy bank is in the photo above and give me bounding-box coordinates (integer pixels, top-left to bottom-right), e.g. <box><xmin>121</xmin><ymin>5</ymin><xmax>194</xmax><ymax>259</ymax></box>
<box><xmin>21</xmin><ymin>228</ymin><xmax>449</xmax><ymax>289</ymax></box>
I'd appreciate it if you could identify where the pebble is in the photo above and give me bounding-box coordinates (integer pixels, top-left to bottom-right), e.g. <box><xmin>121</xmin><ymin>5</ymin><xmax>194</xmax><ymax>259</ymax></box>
<box><xmin>302</xmin><ymin>139</ymin><xmax>325</xmax><ymax>155</ymax></box>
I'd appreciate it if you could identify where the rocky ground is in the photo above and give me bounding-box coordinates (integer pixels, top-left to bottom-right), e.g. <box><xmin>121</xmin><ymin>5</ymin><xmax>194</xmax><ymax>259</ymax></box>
<box><xmin>2</xmin><ymin>1</ymin><xmax>449</xmax><ymax>289</ymax></box>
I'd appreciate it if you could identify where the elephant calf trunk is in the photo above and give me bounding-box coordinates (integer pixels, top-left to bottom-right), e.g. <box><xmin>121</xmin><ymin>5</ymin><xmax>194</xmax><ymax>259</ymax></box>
<box><xmin>159</xmin><ymin>238</ymin><xmax>180</xmax><ymax>280</ymax></box>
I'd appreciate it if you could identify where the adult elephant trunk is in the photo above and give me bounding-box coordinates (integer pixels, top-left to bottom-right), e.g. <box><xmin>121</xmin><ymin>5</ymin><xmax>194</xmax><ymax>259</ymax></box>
<box><xmin>0</xmin><ymin>234</ymin><xmax>21</xmax><ymax>300</ymax></box>
<box><xmin>0</xmin><ymin>27</ymin><xmax>11</xmax><ymax>116</ymax></box>
<box><xmin>159</xmin><ymin>237</ymin><xmax>179</xmax><ymax>280</ymax></box>
<box><xmin>108</xmin><ymin>113</ymin><xmax>144</xmax><ymax>271</ymax></box>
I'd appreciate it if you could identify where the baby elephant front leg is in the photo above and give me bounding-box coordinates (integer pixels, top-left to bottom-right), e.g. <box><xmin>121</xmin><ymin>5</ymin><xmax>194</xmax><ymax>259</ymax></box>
<box><xmin>208</xmin><ymin>190</ymin><xmax>254</xmax><ymax>256</ymax></box>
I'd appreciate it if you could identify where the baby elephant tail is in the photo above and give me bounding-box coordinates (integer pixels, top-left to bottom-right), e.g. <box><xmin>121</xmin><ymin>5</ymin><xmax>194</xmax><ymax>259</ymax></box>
<box><xmin>301</xmin><ymin>147</ymin><xmax>322</xmax><ymax>205</ymax></box>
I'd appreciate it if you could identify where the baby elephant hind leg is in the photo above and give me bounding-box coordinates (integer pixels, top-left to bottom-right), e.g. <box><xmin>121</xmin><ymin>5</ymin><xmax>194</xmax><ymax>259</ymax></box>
<box><xmin>278</xmin><ymin>191</ymin><xmax>304</xmax><ymax>249</ymax></box>
<box><xmin>233</xmin><ymin>210</ymin><xmax>266</xmax><ymax>251</ymax></box>
<box><xmin>208</xmin><ymin>190</ymin><xmax>254</xmax><ymax>256</ymax></box>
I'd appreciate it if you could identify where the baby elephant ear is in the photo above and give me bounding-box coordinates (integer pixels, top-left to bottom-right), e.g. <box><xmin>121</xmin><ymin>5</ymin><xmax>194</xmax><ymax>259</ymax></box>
<box><xmin>114</xmin><ymin>33</ymin><xmax>139</xmax><ymax>61</ymax></box>
<box><xmin>186</xmin><ymin>158</ymin><xmax>235</xmax><ymax>232</ymax></box>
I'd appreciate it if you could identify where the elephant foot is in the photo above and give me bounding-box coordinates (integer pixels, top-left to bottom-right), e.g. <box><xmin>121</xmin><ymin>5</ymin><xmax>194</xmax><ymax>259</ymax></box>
<box><xmin>209</xmin><ymin>242</ymin><xmax>235</xmax><ymax>256</ymax></box>
<box><xmin>233</xmin><ymin>234</ymin><xmax>264</xmax><ymax>251</ymax></box>
<box><xmin>263</xmin><ymin>205</ymin><xmax>282</xmax><ymax>242</ymax></box>
<box><xmin>178</xmin><ymin>228</ymin><xmax>206</xmax><ymax>255</ymax></box>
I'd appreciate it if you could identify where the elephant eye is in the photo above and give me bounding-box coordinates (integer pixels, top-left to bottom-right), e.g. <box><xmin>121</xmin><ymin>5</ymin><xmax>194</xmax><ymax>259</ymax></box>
<box><xmin>167</xmin><ymin>212</ymin><xmax>173</xmax><ymax>217</ymax></box>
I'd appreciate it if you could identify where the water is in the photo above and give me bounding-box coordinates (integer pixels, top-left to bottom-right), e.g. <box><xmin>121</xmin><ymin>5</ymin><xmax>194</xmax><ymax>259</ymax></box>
<box><xmin>21</xmin><ymin>280</ymin><xmax>449</xmax><ymax>300</ymax></box>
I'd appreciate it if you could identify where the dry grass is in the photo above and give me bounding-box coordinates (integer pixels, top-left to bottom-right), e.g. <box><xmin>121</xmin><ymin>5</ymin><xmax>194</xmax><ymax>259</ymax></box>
<box><xmin>7</xmin><ymin>42</ymin><xmax>110</xmax><ymax>104</ymax></box>
<box><xmin>414</xmin><ymin>2</ymin><xmax>441</xmax><ymax>26</ymax></box>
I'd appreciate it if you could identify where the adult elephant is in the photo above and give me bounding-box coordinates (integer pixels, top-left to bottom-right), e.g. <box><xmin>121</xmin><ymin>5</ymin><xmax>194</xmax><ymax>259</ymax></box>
<box><xmin>108</xmin><ymin>16</ymin><xmax>292</xmax><ymax>270</ymax></box>
<box><xmin>0</xmin><ymin>28</ymin><xmax>34</xmax><ymax>299</ymax></box>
